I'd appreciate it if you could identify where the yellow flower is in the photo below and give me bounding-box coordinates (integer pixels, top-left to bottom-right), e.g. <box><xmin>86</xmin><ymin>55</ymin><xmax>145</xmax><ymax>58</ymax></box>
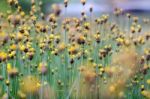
<box><xmin>17</xmin><ymin>32</ymin><xmax>24</xmax><ymax>41</ymax></box>
<box><xmin>49</xmin><ymin>34</ymin><xmax>54</xmax><ymax>40</ymax></box>
<box><xmin>20</xmin><ymin>11</ymin><xmax>25</xmax><ymax>17</ymax></box>
<box><xmin>68</xmin><ymin>45</ymin><xmax>78</xmax><ymax>55</ymax></box>
<box><xmin>141</xmin><ymin>90</ymin><xmax>150</xmax><ymax>98</ymax></box>
<box><xmin>80</xmin><ymin>0</ymin><xmax>86</xmax><ymax>5</ymax></box>
<box><xmin>20</xmin><ymin>76</ymin><xmax>40</xmax><ymax>94</ymax></box>
<box><xmin>77</xmin><ymin>35</ymin><xmax>85</xmax><ymax>44</ymax></box>
<box><xmin>138</xmin><ymin>36</ymin><xmax>145</xmax><ymax>44</ymax></box>
<box><xmin>84</xmin><ymin>22</ymin><xmax>90</xmax><ymax>30</ymax></box>
<box><xmin>18</xmin><ymin>90</ymin><xmax>26</xmax><ymax>99</ymax></box>
<box><xmin>116</xmin><ymin>38</ymin><xmax>124</xmax><ymax>44</ymax></box>
<box><xmin>57</xmin><ymin>43</ymin><xmax>66</xmax><ymax>52</ymax></box>
<box><xmin>0</xmin><ymin>32</ymin><xmax>8</xmax><ymax>43</ymax></box>
<box><xmin>0</xmin><ymin>51</ymin><xmax>7</xmax><ymax>62</ymax></box>
<box><xmin>147</xmin><ymin>79</ymin><xmax>150</xmax><ymax>85</ymax></box>
<box><xmin>7</xmin><ymin>63</ymin><xmax>18</xmax><ymax>77</ymax></box>
<box><xmin>100</xmin><ymin>68</ymin><xmax>104</xmax><ymax>73</ymax></box>
<box><xmin>10</xmin><ymin>44</ymin><xmax>17</xmax><ymax>50</ymax></box>
<box><xmin>19</xmin><ymin>44</ymin><xmax>25</xmax><ymax>51</ymax></box>
<box><xmin>31</xmin><ymin>15</ymin><xmax>37</xmax><ymax>22</ymax></box>
<box><xmin>8</xmin><ymin>51</ymin><xmax>16</xmax><ymax>59</ymax></box>
<box><xmin>7</xmin><ymin>63</ymin><xmax>12</xmax><ymax>71</ymax></box>
<box><xmin>109</xmin><ymin>85</ymin><xmax>116</xmax><ymax>93</ymax></box>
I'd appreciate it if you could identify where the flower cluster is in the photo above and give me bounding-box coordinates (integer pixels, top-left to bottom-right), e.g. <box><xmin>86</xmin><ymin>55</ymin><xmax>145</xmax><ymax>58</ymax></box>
<box><xmin>0</xmin><ymin>0</ymin><xmax>149</xmax><ymax>98</ymax></box>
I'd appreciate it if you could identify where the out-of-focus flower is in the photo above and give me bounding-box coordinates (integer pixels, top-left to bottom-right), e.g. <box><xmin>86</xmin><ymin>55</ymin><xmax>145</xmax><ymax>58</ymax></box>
<box><xmin>38</xmin><ymin>62</ymin><xmax>48</xmax><ymax>75</ymax></box>
<box><xmin>7</xmin><ymin>63</ymin><xmax>18</xmax><ymax>77</ymax></box>
<box><xmin>18</xmin><ymin>90</ymin><xmax>26</xmax><ymax>99</ymax></box>
<box><xmin>64</xmin><ymin>0</ymin><xmax>68</xmax><ymax>7</ymax></box>
<box><xmin>0</xmin><ymin>51</ymin><xmax>7</xmax><ymax>62</ymax></box>
<box><xmin>68</xmin><ymin>44</ymin><xmax>79</xmax><ymax>55</ymax></box>
<box><xmin>102</xmin><ymin>47</ymin><xmax>139</xmax><ymax>98</ymax></box>
<box><xmin>147</xmin><ymin>79</ymin><xmax>150</xmax><ymax>85</ymax></box>
<box><xmin>0</xmin><ymin>32</ymin><xmax>9</xmax><ymax>44</ymax></box>
<box><xmin>141</xmin><ymin>90</ymin><xmax>150</xmax><ymax>98</ymax></box>
<box><xmin>80</xmin><ymin>0</ymin><xmax>86</xmax><ymax>5</ymax></box>
<box><xmin>52</xmin><ymin>4</ymin><xmax>61</xmax><ymax>16</ymax></box>
<box><xmin>77</xmin><ymin>35</ymin><xmax>85</xmax><ymax>45</ymax></box>
<box><xmin>38</xmin><ymin>83</ymin><xmax>56</xmax><ymax>99</ymax></box>
<box><xmin>57</xmin><ymin>43</ymin><xmax>66</xmax><ymax>53</ymax></box>
<box><xmin>7</xmin><ymin>15</ymin><xmax>21</xmax><ymax>26</ymax></box>
<box><xmin>20</xmin><ymin>76</ymin><xmax>40</xmax><ymax>94</ymax></box>
<box><xmin>10</xmin><ymin>44</ymin><xmax>17</xmax><ymax>50</ymax></box>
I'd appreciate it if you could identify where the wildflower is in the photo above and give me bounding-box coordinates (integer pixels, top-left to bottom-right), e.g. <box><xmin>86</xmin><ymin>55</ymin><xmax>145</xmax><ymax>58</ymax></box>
<box><xmin>68</xmin><ymin>44</ymin><xmax>79</xmax><ymax>55</ymax></box>
<box><xmin>124</xmin><ymin>39</ymin><xmax>131</xmax><ymax>46</ymax></box>
<box><xmin>48</xmin><ymin>14</ymin><xmax>57</xmax><ymax>23</ymax></box>
<box><xmin>94</xmin><ymin>33</ymin><xmax>101</xmax><ymax>43</ymax></box>
<box><xmin>10</xmin><ymin>44</ymin><xmax>17</xmax><ymax>50</ymax></box>
<box><xmin>137</xmin><ymin>36</ymin><xmax>145</xmax><ymax>45</ymax></box>
<box><xmin>114</xmin><ymin>8</ymin><xmax>122</xmax><ymax>16</ymax></box>
<box><xmin>7</xmin><ymin>63</ymin><xmax>18</xmax><ymax>77</ymax></box>
<box><xmin>5</xmin><ymin>79</ymin><xmax>10</xmax><ymax>86</ymax></box>
<box><xmin>52</xmin><ymin>4</ymin><xmax>61</xmax><ymax>16</ymax></box>
<box><xmin>0</xmin><ymin>51</ymin><xmax>7</xmax><ymax>62</ymax></box>
<box><xmin>84</xmin><ymin>22</ymin><xmax>90</xmax><ymax>30</ymax></box>
<box><xmin>26</xmin><ymin>52</ymin><xmax>34</xmax><ymax>60</ymax></box>
<box><xmin>19</xmin><ymin>44</ymin><xmax>26</xmax><ymax>52</ymax></box>
<box><xmin>57</xmin><ymin>43</ymin><xmax>66</xmax><ymax>53</ymax></box>
<box><xmin>81</xmin><ymin>10</ymin><xmax>85</xmax><ymax>16</ymax></box>
<box><xmin>38</xmin><ymin>62</ymin><xmax>48</xmax><ymax>75</ymax></box>
<box><xmin>89</xmin><ymin>5</ymin><xmax>93</xmax><ymax>13</ymax></box>
<box><xmin>0</xmin><ymin>0</ymin><xmax>149</xmax><ymax>98</ymax></box>
<box><xmin>83</xmin><ymin>70</ymin><xmax>96</xmax><ymax>84</ymax></box>
<box><xmin>143</xmin><ymin>18</ymin><xmax>150</xmax><ymax>24</ymax></box>
<box><xmin>130</xmin><ymin>26</ymin><xmax>136</xmax><ymax>33</ymax></box>
<box><xmin>64</xmin><ymin>0</ymin><xmax>68</xmax><ymax>7</ymax></box>
<box><xmin>30</xmin><ymin>15</ymin><xmax>37</xmax><ymax>23</ymax></box>
<box><xmin>70</xmin><ymin>58</ymin><xmax>74</xmax><ymax>64</ymax></box>
<box><xmin>145</xmin><ymin>33</ymin><xmax>150</xmax><ymax>40</ymax></box>
<box><xmin>141</xmin><ymin>85</ymin><xmax>145</xmax><ymax>91</ymax></box>
<box><xmin>0</xmin><ymin>32</ymin><xmax>9</xmax><ymax>44</ymax></box>
<box><xmin>20</xmin><ymin>11</ymin><xmax>25</xmax><ymax>17</ymax></box>
<box><xmin>80</xmin><ymin>0</ymin><xmax>86</xmax><ymax>6</ymax></box>
<box><xmin>107</xmin><ymin>80</ymin><xmax>126</xmax><ymax>98</ymax></box>
<box><xmin>126</xmin><ymin>13</ymin><xmax>131</xmax><ymax>19</ymax></box>
<box><xmin>51</xmin><ymin>69</ymin><xmax>55</xmax><ymax>75</ymax></box>
<box><xmin>7</xmin><ymin>15</ymin><xmax>21</xmax><ymax>26</ymax></box>
<box><xmin>77</xmin><ymin>35</ymin><xmax>85</xmax><ymax>44</ymax></box>
<box><xmin>133</xmin><ymin>16</ymin><xmax>139</xmax><ymax>23</ymax></box>
<box><xmin>7</xmin><ymin>0</ymin><xmax>18</xmax><ymax>6</ymax></box>
<box><xmin>17</xmin><ymin>32</ymin><xmax>24</xmax><ymax>41</ymax></box>
<box><xmin>137</xmin><ymin>24</ymin><xmax>142</xmax><ymax>32</ymax></box>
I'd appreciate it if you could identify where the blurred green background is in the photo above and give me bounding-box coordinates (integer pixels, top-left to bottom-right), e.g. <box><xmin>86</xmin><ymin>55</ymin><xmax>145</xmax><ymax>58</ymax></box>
<box><xmin>0</xmin><ymin>0</ymin><xmax>11</xmax><ymax>13</ymax></box>
<box><xmin>0</xmin><ymin>0</ymin><xmax>62</xmax><ymax>13</ymax></box>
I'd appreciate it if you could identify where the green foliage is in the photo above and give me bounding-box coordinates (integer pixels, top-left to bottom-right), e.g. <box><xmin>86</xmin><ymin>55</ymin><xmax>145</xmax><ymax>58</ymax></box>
<box><xmin>0</xmin><ymin>0</ymin><xmax>62</xmax><ymax>13</ymax></box>
<box><xmin>0</xmin><ymin>0</ymin><xmax>11</xmax><ymax>13</ymax></box>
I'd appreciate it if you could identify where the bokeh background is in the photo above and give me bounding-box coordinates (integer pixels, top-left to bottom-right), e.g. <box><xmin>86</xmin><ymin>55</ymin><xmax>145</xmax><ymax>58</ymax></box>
<box><xmin>1</xmin><ymin>0</ymin><xmax>150</xmax><ymax>16</ymax></box>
